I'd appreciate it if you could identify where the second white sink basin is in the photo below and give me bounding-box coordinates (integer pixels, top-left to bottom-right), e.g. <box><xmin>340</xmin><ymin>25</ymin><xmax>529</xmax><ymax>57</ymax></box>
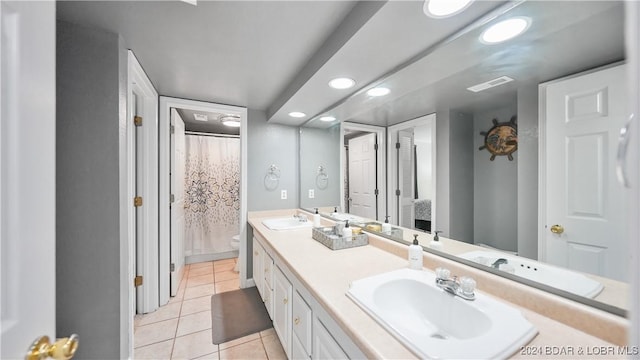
<box><xmin>458</xmin><ymin>250</ymin><xmax>604</xmax><ymax>298</ymax></box>
<box><xmin>347</xmin><ymin>268</ymin><xmax>537</xmax><ymax>359</ymax></box>
<box><xmin>262</xmin><ymin>217</ymin><xmax>313</xmax><ymax>231</ymax></box>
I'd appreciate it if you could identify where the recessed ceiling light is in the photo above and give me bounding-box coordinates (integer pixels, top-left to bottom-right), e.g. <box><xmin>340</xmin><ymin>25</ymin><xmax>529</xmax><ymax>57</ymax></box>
<box><xmin>423</xmin><ymin>0</ymin><xmax>473</xmax><ymax>18</ymax></box>
<box><xmin>220</xmin><ymin>115</ymin><xmax>240</xmax><ymax>127</ymax></box>
<box><xmin>193</xmin><ymin>113</ymin><xmax>208</xmax><ymax>122</ymax></box>
<box><xmin>367</xmin><ymin>87</ymin><xmax>390</xmax><ymax>97</ymax></box>
<box><xmin>319</xmin><ymin>116</ymin><xmax>336</xmax><ymax>122</ymax></box>
<box><xmin>328</xmin><ymin>78</ymin><xmax>355</xmax><ymax>89</ymax></box>
<box><xmin>481</xmin><ymin>17</ymin><xmax>530</xmax><ymax>44</ymax></box>
<box><xmin>289</xmin><ymin>112</ymin><xmax>306</xmax><ymax>118</ymax></box>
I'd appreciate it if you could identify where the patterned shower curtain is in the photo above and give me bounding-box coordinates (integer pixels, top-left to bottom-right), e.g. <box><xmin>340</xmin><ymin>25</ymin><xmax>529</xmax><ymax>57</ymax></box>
<box><xmin>184</xmin><ymin>135</ymin><xmax>240</xmax><ymax>257</ymax></box>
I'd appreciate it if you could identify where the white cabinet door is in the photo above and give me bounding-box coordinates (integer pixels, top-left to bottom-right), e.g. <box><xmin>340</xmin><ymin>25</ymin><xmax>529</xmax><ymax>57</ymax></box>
<box><xmin>292</xmin><ymin>332</ymin><xmax>311</xmax><ymax>360</ymax></box>
<box><xmin>292</xmin><ymin>290</ymin><xmax>312</xmax><ymax>356</ymax></box>
<box><xmin>313</xmin><ymin>318</ymin><xmax>348</xmax><ymax>360</ymax></box>
<box><xmin>252</xmin><ymin>237</ymin><xmax>264</xmax><ymax>299</ymax></box>
<box><xmin>273</xmin><ymin>266</ymin><xmax>292</xmax><ymax>358</ymax></box>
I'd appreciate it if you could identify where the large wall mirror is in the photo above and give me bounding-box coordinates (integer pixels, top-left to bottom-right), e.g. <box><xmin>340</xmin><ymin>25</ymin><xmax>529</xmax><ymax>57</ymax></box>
<box><xmin>299</xmin><ymin>0</ymin><xmax>630</xmax><ymax>316</ymax></box>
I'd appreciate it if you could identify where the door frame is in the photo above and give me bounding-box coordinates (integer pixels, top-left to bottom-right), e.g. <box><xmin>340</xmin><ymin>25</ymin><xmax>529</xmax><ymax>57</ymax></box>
<box><xmin>340</xmin><ymin>122</ymin><xmax>386</xmax><ymax>221</ymax></box>
<box><xmin>159</xmin><ymin>97</ymin><xmax>248</xmax><ymax>305</ymax></box>
<box><xmin>387</xmin><ymin>114</ymin><xmax>437</xmax><ymax>229</ymax></box>
<box><xmin>125</xmin><ymin>51</ymin><xmax>159</xmax><ymax>359</ymax></box>
<box><xmin>537</xmin><ymin>61</ymin><xmax>625</xmax><ymax>262</ymax></box>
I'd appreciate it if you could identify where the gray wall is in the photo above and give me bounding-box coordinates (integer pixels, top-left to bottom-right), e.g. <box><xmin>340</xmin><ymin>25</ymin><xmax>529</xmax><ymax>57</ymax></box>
<box><xmin>299</xmin><ymin>126</ymin><xmax>341</xmax><ymax>209</ymax></box>
<box><xmin>473</xmin><ymin>103</ymin><xmax>518</xmax><ymax>252</ymax></box>
<box><xmin>517</xmin><ymin>86</ymin><xmax>539</xmax><ymax>259</ymax></box>
<box><xmin>56</xmin><ymin>20</ymin><xmax>126</xmax><ymax>359</ymax></box>
<box><xmin>247</xmin><ymin>109</ymin><xmax>299</xmax><ymax>211</ymax></box>
<box><xmin>448</xmin><ymin>111</ymin><xmax>474</xmax><ymax>243</ymax></box>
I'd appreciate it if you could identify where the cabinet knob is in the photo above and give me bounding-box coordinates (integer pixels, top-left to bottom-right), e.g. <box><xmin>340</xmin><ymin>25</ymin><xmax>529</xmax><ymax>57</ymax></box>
<box><xmin>283</xmin><ymin>298</ymin><xmax>288</xmax><ymax>304</ymax></box>
<box><xmin>294</xmin><ymin>317</ymin><xmax>300</xmax><ymax>325</ymax></box>
<box><xmin>254</xmin><ymin>251</ymin><xmax>258</xmax><ymax>256</ymax></box>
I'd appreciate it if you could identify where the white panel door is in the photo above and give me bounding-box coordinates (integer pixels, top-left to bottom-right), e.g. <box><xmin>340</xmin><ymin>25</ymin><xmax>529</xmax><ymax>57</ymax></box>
<box><xmin>398</xmin><ymin>130</ymin><xmax>415</xmax><ymax>229</ymax></box>
<box><xmin>170</xmin><ymin>109</ymin><xmax>186</xmax><ymax>295</ymax></box>
<box><xmin>544</xmin><ymin>64</ymin><xmax>628</xmax><ymax>281</ymax></box>
<box><xmin>348</xmin><ymin>133</ymin><xmax>377</xmax><ymax>219</ymax></box>
<box><xmin>0</xmin><ymin>1</ymin><xmax>63</xmax><ymax>358</ymax></box>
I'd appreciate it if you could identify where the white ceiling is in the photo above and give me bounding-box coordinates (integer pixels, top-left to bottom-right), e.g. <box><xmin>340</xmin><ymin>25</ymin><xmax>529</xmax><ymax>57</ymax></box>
<box><xmin>56</xmin><ymin>1</ymin><xmax>623</xmax><ymax>132</ymax></box>
<box><xmin>56</xmin><ymin>0</ymin><xmax>511</xmax><ymax>129</ymax></box>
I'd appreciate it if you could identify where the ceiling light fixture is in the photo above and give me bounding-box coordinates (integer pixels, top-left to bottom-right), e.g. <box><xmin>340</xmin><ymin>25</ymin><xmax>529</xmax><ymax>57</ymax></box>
<box><xmin>289</xmin><ymin>111</ymin><xmax>306</xmax><ymax>118</ymax></box>
<box><xmin>220</xmin><ymin>115</ymin><xmax>241</xmax><ymax>127</ymax></box>
<box><xmin>328</xmin><ymin>77</ymin><xmax>355</xmax><ymax>89</ymax></box>
<box><xmin>467</xmin><ymin>76</ymin><xmax>514</xmax><ymax>92</ymax></box>
<box><xmin>423</xmin><ymin>0</ymin><xmax>473</xmax><ymax>18</ymax></box>
<box><xmin>367</xmin><ymin>87</ymin><xmax>390</xmax><ymax>97</ymax></box>
<box><xmin>193</xmin><ymin>113</ymin><xmax>208</xmax><ymax>122</ymax></box>
<box><xmin>319</xmin><ymin>116</ymin><xmax>336</xmax><ymax>122</ymax></box>
<box><xmin>481</xmin><ymin>17</ymin><xmax>530</xmax><ymax>44</ymax></box>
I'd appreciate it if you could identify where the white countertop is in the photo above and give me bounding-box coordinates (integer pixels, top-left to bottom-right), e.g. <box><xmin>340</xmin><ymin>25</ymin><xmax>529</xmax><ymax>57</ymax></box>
<box><xmin>248</xmin><ymin>210</ymin><xmax>627</xmax><ymax>359</ymax></box>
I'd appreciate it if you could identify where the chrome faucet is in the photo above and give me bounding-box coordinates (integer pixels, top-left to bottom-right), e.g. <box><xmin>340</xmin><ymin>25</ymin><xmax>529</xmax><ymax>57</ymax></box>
<box><xmin>293</xmin><ymin>214</ymin><xmax>308</xmax><ymax>222</ymax></box>
<box><xmin>435</xmin><ymin>267</ymin><xmax>476</xmax><ymax>301</ymax></box>
<box><xmin>491</xmin><ymin>258</ymin><xmax>508</xmax><ymax>269</ymax></box>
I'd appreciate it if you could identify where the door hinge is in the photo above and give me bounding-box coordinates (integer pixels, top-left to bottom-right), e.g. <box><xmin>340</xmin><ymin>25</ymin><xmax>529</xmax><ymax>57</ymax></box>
<box><xmin>396</xmin><ymin>189</ymin><xmax>401</xmax><ymax>196</ymax></box>
<box><xmin>170</xmin><ymin>194</ymin><xmax>175</xmax><ymax>203</ymax></box>
<box><xmin>170</xmin><ymin>263</ymin><xmax>175</xmax><ymax>272</ymax></box>
<box><xmin>170</xmin><ymin>124</ymin><xmax>175</xmax><ymax>134</ymax></box>
<box><xmin>374</xmin><ymin>143</ymin><xmax>379</xmax><ymax>151</ymax></box>
<box><xmin>134</xmin><ymin>196</ymin><xmax>143</xmax><ymax>207</ymax></box>
<box><xmin>395</xmin><ymin>142</ymin><xmax>400</xmax><ymax>149</ymax></box>
<box><xmin>134</xmin><ymin>116</ymin><xmax>142</xmax><ymax>127</ymax></box>
<box><xmin>134</xmin><ymin>275</ymin><xmax>143</xmax><ymax>287</ymax></box>
<box><xmin>374</xmin><ymin>189</ymin><xmax>379</xmax><ymax>196</ymax></box>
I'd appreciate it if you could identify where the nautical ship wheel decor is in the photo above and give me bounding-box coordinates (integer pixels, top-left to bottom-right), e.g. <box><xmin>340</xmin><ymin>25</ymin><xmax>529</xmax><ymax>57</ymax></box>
<box><xmin>479</xmin><ymin>115</ymin><xmax>517</xmax><ymax>161</ymax></box>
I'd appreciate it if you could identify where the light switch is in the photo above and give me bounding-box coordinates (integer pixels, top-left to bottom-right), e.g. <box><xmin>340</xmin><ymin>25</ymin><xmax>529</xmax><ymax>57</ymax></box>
<box><xmin>281</xmin><ymin>190</ymin><xmax>287</xmax><ymax>200</ymax></box>
<box><xmin>308</xmin><ymin>189</ymin><xmax>315</xmax><ymax>198</ymax></box>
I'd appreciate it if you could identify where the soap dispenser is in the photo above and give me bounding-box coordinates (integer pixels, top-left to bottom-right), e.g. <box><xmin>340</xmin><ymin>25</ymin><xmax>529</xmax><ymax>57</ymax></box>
<box><xmin>408</xmin><ymin>234</ymin><xmax>423</xmax><ymax>270</ymax></box>
<box><xmin>313</xmin><ymin>208</ymin><xmax>321</xmax><ymax>227</ymax></box>
<box><xmin>343</xmin><ymin>220</ymin><xmax>353</xmax><ymax>241</ymax></box>
<box><xmin>382</xmin><ymin>215</ymin><xmax>392</xmax><ymax>234</ymax></box>
<box><xmin>429</xmin><ymin>231</ymin><xmax>443</xmax><ymax>250</ymax></box>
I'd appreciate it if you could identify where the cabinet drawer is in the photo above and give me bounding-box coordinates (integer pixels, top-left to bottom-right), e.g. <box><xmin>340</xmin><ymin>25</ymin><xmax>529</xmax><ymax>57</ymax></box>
<box><xmin>264</xmin><ymin>254</ymin><xmax>274</xmax><ymax>289</ymax></box>
<box><xmin>292</xmin><ymin>290</ymin><xmax>312</xmax><ymax>355</ymax></box>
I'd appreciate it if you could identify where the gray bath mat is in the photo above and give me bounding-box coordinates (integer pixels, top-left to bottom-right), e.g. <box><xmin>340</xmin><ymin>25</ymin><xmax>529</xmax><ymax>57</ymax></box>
<box><xmin>211</xmin><ymin>287</ymin><xmax>272</xmax><ymax>344</ymax></box>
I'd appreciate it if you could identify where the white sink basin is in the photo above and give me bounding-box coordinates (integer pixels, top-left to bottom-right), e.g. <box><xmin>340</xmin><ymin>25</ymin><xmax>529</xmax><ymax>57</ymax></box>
<box><xmin>347</xmin><ymin>268</ymin><xmax>537</xmax><ymax>359</ymax></box>
<box><xmin>262</xmin><ymin>217</ymin><xmax>313</xmax><ymax>231</ymax></box>
<box><xmin>458</xmin><ymin>250</ymin><xmax>603</xmax><ymax>298</ymax></box>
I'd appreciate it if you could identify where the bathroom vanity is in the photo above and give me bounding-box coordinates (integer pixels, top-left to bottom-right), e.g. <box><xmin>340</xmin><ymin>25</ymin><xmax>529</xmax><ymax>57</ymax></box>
<box><xmin>248</xmin><ymin>210</ymin><xmax>627</xmax><ymax>359</ymax></box>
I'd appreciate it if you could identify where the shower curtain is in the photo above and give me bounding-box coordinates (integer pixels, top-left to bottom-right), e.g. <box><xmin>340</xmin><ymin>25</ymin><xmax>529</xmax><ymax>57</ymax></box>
<box><xmin>184</xmin><ymin>135</ymin><xmax>240</xmax><ymax>257</ymax></box>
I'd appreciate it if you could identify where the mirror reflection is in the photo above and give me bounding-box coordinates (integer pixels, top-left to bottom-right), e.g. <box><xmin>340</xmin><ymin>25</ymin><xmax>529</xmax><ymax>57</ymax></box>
<box><xmin>298</xmin><ymin>0</ymin><xmax>628</xmax><ymax>314</ymax></box>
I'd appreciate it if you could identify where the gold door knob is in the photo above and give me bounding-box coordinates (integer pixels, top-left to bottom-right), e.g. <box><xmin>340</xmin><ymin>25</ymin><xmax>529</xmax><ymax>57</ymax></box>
<box><xmin>550</xmin><ymin>224</ymin><xmax>564</xmax><ymax>234</ymax></box>
<box><xmin>294</xmin><ymin>317</ymin><xmax>300</xmax><ymax>325</ymax></box>
<box><xmin>26</xmin><ymin>334</ymin><xmax>79</xmax><ymax>360</ymax></box>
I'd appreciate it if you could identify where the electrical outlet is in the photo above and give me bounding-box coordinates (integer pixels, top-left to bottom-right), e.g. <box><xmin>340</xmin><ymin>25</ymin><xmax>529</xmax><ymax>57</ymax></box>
<box><xmin>308</xmin><ymin>189</ymin><xmax>315</xmax><ymax>198</ymax></box>
<box><xmin>281</xmin><ymin>190</ymin><xmax>287</xmax><ymax>200</ymax></box>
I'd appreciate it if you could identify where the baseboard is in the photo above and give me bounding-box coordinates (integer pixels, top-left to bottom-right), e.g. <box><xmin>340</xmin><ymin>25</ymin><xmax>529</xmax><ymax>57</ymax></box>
<box><xmin>185</xmin><ymin>250</ymin><xmax>239</xmax><ymax>265</ymax></box>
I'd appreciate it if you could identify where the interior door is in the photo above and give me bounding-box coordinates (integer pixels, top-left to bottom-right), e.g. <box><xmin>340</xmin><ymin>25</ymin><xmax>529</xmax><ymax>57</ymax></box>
<box><xmin>544</xmin><ymin>64</ymin><xmax>628</xmax><ymax>281</ymax></box>
<box><xmin>348</xmin><ymin>133</ymin><xmax>377</xmax><ymax>219</ymax></box>
<box><xmin>170</xmin><ymin>109</ymin><xmax>186</xmax><ymax>295</ymax></box>
<box><xmin>0</xmin><ymin>1</ymin><xmax>79</xmax><ymax>358</ymax></box>
<box><xmin>397</xmin><ymin>130</ymin><xmax>415</xmax><ymax>229</ymax></box>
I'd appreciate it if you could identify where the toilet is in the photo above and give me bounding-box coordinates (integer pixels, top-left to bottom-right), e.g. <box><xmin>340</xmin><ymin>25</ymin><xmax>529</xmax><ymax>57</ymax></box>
<box><xmin>231</xmin><ymin>235</ymin><xmax>240</xmax><ymax>272</ymax></box>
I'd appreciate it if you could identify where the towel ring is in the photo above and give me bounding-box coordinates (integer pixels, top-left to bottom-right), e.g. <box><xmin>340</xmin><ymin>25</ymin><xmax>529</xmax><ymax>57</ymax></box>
<box><xmin>316</xmin><ymin>165</ymin><xmax>328</xmax><ymax>189</ymax></box>
<box><xmin>264</xmin><ymin>164</ymin><xmax>280</xmax><ymax>191</ymax></box>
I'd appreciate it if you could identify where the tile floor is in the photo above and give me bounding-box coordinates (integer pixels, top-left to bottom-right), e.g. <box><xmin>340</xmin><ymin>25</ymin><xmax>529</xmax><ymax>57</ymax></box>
<box><xmin>133</xmin><ymin>258</ymin><xmax>286</xmax><ymax>359</ymax></box>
